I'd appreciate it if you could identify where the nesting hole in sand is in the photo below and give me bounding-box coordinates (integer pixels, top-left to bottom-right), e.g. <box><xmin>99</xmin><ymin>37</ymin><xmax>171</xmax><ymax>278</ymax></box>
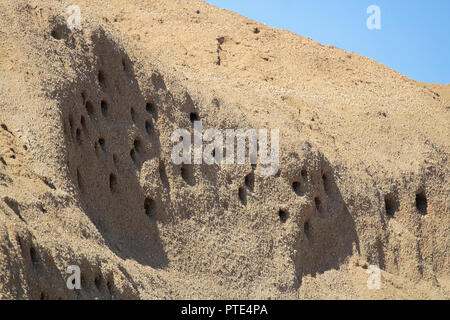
<box><xmin>301</xmin><ymin>169</ymin><xmax>307</xmax><ymax>179</ymax></box>
<box><xmin>50</xmin><ymin>25</ymin><xmax>64</xmax><ymax>40</ymax></box>
<box><xmin>80</xmin><ymin>115</ymin><xmax>86</xmax><ymax>129</ymax></box>
<box><xmin>94</xmin><ymin>274</ymin><xmax>102</xmax><ymax>290</ymax></box>
<box><xmin>101</xmin><ymin>100</ymin><xmax>109</xmax><ymax>117</ymax></box>
<box><xmin>238</xmin><ymin>187</ymin><xmax>247</xmax><ymax>206</ymax></box>
<box><xmin>384</xmin><ymin>195</ymin><xmax>398</xmax><ymax>218</ymax></box>
<box><xmin>190</xmin><ymin>112</ymin><xmax>200</xmax><ymax>123</ymax></box>
<box><xmin>121</xmin><ymin>58</ymin><xmax>128</xmax><ymax>72</ymax></box>
<box><xmin>181</xmin><ymin>164</ymin><xmax>195</xmax><ymax>185</ymax></box>
<box><xmin>85</xmin><ymin>101</ymin><xmax>95</xmax><ymax>118</ymax></box>
<box><xmin>98</xmin><ymin>138</ymin><xmax>106</xmax><ymax>152</ymax></box>
<box><xmin>98</xmin><ymin>70</ymin><xmax>106</xmax><ymax>88</ymax></box>
<box><xmin>245</xmin><ymin>172</ymin><xmax>254</xmax><ymax>192</ymax></box>
<box><xmin>133</xmin><ymin>138</ymin><xmax>142</xmax><ymax>153</ymax></box>
<box><xmin>146</xmin><ymin>102</ymin><xmax>156</xmax><ymax>117</ymax></box>
<box><xmin>109</xmin><ymin>174</ymin><xmax>118</xmax><ymax>192</ymax></box>
<box><xmin>292</xmin><ymin>181</ymin><xmax>304</xmax><ymax>196</ymax></box>
<box><xmin>314</xmin><ymin>196</ymin><xmax>322</xmax><ymax>212</ymax></box>
<box><xmin>278</xmin><ymin>209</ymin><xmax>288</xmax><ymax>223</ymax></box>
<box><xmin>416</xmin><ymin>191</ymin><xmax>428</xmax><ymax>215</ymax></box>
<box><xmin>253</xmin><ymin>27</ymin><xmax>260</xmax><ymax>34</ymax></box>
<box><xmin>144</xmin><ymin>198</ymin><xmax>155</xmax><ymax>217</ymax></box>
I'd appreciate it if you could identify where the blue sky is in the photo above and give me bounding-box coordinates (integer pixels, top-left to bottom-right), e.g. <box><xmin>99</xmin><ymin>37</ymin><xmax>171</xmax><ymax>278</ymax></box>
<box><xmin>206</xmin><ymin>0</ymin><xmax>450</xmax><ymax>84</ymax></box>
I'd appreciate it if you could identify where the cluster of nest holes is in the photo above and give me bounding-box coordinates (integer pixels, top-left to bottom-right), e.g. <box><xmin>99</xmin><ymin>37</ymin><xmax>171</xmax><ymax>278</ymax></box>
<box><xmin>76</xmin><ymin>271</ymin><xmax>114</xmax><ymax>297</ymax></box>
<box><xmin>383</xmin><ymin>190</ymin><xmax>428</xmax><ymax>218</ymax></box>
<box><xmin>66</xmin><ymin>56</ymin><xmax>163</xmax><ymax>196</ymax></box>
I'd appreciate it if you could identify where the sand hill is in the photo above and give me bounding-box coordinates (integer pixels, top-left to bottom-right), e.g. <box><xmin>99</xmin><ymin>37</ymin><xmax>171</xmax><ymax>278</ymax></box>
<box><xmin>0</xmin><ymin>0</ymin><xmax>448</xmax><ymax>299</ymax></box>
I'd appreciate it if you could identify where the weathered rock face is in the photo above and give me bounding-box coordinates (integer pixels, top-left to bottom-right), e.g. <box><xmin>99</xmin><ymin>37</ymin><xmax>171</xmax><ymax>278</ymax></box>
<box><xmin>0</xmin><ymin>0</ymin><xmax>448</xmax><ymax>299</ymax></box>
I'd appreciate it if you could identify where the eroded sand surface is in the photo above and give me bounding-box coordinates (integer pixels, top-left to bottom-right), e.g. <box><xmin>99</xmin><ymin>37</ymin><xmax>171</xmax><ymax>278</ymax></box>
<box><xmin>0</xmin><ymin>0</ymin><xmax>448</xmax><ymax>299</ymax></box>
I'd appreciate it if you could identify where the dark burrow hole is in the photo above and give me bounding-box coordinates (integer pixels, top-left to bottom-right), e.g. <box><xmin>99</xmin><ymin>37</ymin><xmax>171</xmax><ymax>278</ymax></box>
<box><xmin>181</xmin><ymin>164</ymin><xmax>195</xmax><ymax>185</ymax></box>
<box><xmin>292</xmin><ymin>181</ymin><xmax>304</xmax><ymax>196</ymax></box>
<box><xmin>50</xmin><ymin>25</ymin><xmax>64</xmax><ymax>40</ymax></box>
<box><xmin>130</xmin><ymin>149</ymin><xmax>136</xmax><ymax>162</ymax></box>
<box><xmin>144</xmin><ymin>198</ymin><xmax>155</xmax><ymax>217</ymax></box>
<box><xmin>301</xmin><ymin>169</ymin><xmax>307</xmax><ymax>179</ymax></box>
<box><xmin>98</xmin><ymin>138</ymin><xmax>106</xmax><ymax>151</ymax></box>
<box><xmin>238</xmin><ymin>187</ymin><xmax>247</xmax><ymax>205</ymax></box>
<box><xmin>384</xmin><ymin>195</ymin><xmax>398</xmax><ymax>218</ymax></box>
<box><xmin>85</xmin><ymin>101</ymin><xmax>95</xmax><ymax>117</ymax></box>
<box><xmin>101</xmin><ymin>100</ymin><xmax>108</xmax><ymax>117</ymax></box>
<box><xmin>190</xmin><ymin>112</ymin><xmax>200</xmax><ymax>123</ymax></box>
<box><xmin>314</xmin><ymin>196</ymin><xmax>321</xmax><ymax>212</ymax></box>
<box><xmin>245</xmin><ymin>172</ymin><xmax>254</xmax><ymax>192</ymax></box>
<box><xmin>133</xmin><ymin>138</ymin><xmax>142</xmax><ymax>153</ymax></box>
<box><xmin>98</xmin><ymin>70</ymin><xmax>106</xmax><ymax>88</ymax></box>
<box><xmin>146</xmin><ymin>102</ymin><xmax>156</xmax><ymax>117</ymax></box>
<box><xmin>121</xmin><ymin>58</ymin><xmax>128</xmax><ymax>72</ymax></box>
<box><xmin>253</xmin><ymin>27</ymin><xmax>260</xmax><ymax>34</ymax></box>
<box><xmin>416</xmin><ymin>191</ymin><xmax>428</xmax><ymax>215</ymax></box>
<box><xmin>94</xmin><ymin>274</ymin><xmax>102</xmax><ymax>290</ymax></box>
<box><xmin>109</xmin><ymin>174</ymin><xmax>118</xmax><ymax>192</ymax></box>
<box><xmin>278</xmin><ymin>209</ymin><xmax>288</xmax><ymax>223</ymax></box>
<box><xmin>80</xmin><ymin>115</ymin><xmax>86</xmax><ymax>129</ymax></box>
